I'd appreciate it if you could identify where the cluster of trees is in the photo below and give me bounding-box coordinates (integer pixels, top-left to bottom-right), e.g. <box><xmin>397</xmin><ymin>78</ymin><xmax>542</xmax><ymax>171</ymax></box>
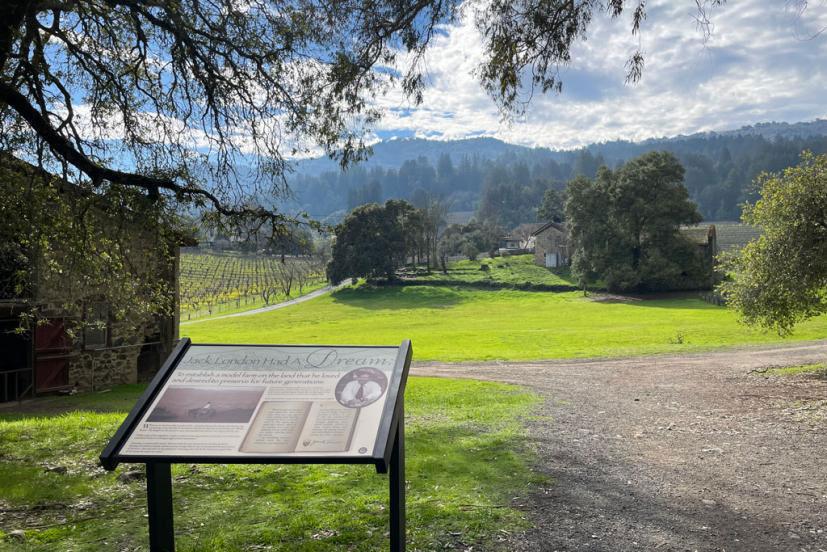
<box><xmin>559</xmin><ymin>146</ymin><xmax>827</xmax><ymax>336</ymax></box>
<box><xmin>475</xmin><ymin>165</ymin><xmax>554</xmax><ymax>229</ymax></box>
<box><xmin>437</xmin><ymin>222</ymin><xmax>503</xmax><ymax>267</ymax></box>
<box><xmin>566</xmin><ymin>152</ymin><xmax>709</xmax><ymax>293</ymax></box>
<box><xmin>292</xmin><ymin>154</ymin><xmax>491</xmax><ymax>217</ymax></box>
<box><xmin>203</xmin><ymin>222</ymin><xmax>316</xmax><ymax>262</ymax></box>
<box><xmin>287</xmin><ymin>133</ymin><xmax>827</xmax><ymax>228</ymax></box>
<box><xmin>257</xmin><ymin>257</ymin><xmax>326</xmax><ymax>304</ymax></box>
<box><xmin>327</xmin><ymin>200</ymin><xmax>446</xmax><ymax>284</ymax></box>
<box><xmin>329</xmin><ymin>149</ymin><xmax>827</xmax><ymax>341</ymax></box>
<box><xmin>328</xmin><ymin>196</ymin><xmax>505</xmax><ymax>283</ymax></box>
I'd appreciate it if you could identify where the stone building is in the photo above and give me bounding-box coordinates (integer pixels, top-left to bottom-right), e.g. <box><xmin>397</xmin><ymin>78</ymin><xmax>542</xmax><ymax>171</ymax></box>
<box><xmin>679</xmin><ymin>224</ymin><xmax>718</xmax><ymax>264</ymax></box>
<box><xmin>532</xmin><ymin>222</ymin><xmax>569</xmax><ymax>268</ymax></box>
<box><xmin>0</xmin><ymin>159</ymin><xmax>184</xmax><ymax>402</ymax></box>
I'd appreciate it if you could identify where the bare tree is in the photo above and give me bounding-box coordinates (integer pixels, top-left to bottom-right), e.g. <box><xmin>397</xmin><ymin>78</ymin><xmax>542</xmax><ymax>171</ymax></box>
<box><xmin>423</xmin><ymin>196</ymin><xmax>449</xmax><ymax>270</ymax></box>
<box><xmin>294</xmin><ymin>258</ymin><xmax>315</xmax><ymax>295</ymax></box>
<box><xmin>275</xmin><ymin>258</ymin><xmax>297</xmax><ymax>298</ymax></box>
<box><xmin>259</xmin><ymin>282</ymin><xmax>277</xmax><ymax>306</ymax></box>
<box><xmin>514</xmin><ymin>224</ymin><xmax>536</xmax><ymax>250</ymax></box>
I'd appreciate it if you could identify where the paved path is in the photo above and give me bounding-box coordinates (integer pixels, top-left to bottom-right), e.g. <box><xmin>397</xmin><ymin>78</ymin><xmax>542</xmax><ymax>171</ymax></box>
<box><xmin>414</xmin><ymin>341</ymin><xmax>827</xmax><ymax>552</ymax></box>
<box><xmin>181</xmin><ymin>283</ymin><xmax>346</xmax><ymax>325</ymax></box>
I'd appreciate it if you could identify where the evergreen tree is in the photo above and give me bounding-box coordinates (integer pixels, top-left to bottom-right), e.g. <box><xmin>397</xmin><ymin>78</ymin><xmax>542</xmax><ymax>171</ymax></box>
<box><xmin>537</xmin><ymin>187</ymin><xmax>565</xmax><ymax>223</ymax></box>
<box><xmin>567</xmin><ymin>152</ymin><xmax>705</xmax><ymax>292</ymax></box>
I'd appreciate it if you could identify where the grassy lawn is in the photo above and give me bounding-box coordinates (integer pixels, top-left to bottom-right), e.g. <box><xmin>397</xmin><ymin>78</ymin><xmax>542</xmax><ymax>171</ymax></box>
<box><xmin>182</xmin><ymin>285</ymin><xmax>827</xmax><ymax>362</ymax></box>
<box><xmin>0</xmin><ymin>379</ymin><xmax>542</xmax><ymax>551</ymax></box>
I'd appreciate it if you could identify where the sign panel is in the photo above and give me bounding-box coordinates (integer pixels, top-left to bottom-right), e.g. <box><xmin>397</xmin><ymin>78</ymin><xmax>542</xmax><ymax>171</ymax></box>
<box><xmin>103</xmin><ymin>341</ymin><xmax>410</xmax><ymax>467</ymax></box>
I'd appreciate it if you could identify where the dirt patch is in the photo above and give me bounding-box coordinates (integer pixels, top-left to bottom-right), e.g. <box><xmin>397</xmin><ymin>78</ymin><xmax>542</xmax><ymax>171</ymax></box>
<box><xmin>584</xmin><ymin>293</ymin><xmax>642</xmax><ymax>303</ymax></box>
<box><xmin>586</xmin><ymin>291</ymin><xmax>703</xmax><ymax>303</ymax></box>
<box><xmin>414</xmin><ymin>341</ymin><xmax>827</xmax><ymax>551</ymax></box>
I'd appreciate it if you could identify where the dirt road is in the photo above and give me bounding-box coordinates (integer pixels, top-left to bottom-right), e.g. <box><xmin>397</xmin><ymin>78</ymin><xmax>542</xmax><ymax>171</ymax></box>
<box><xmin>414</xmin><ymin>341</ymin><xmax>827</xmax><ymax>552</ymax></box>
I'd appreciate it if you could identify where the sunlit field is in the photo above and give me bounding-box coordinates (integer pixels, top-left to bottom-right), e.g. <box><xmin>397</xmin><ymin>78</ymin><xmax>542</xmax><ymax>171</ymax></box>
<box><xmin>183</xmin><ymin>285</ymin><xmax>827</xmax><ymax>362</ymax></box>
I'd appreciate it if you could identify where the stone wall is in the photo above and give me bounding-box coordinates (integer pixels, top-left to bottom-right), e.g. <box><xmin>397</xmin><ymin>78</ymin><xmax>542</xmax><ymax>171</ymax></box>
<box><xmin>67</xmin><ymin>317</ymin><xmax>168</xmax><ymax>392</ymax></box>
<box><xmin>69</xmin><ymin>346</ymin><xmax>141</xmax><ymax>392</ymax></box>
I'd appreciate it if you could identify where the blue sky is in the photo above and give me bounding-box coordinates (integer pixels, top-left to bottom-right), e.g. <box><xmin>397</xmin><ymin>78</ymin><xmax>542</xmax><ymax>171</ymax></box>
<box><xmin>370</xmin><ymin>0</ymin><xmax>827</xmax><ymax>149</ymax></box>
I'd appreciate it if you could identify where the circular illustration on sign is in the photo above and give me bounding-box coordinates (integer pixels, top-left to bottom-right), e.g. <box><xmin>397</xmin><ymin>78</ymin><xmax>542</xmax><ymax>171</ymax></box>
<box><xmin>335</xmin><ymin>367</ymin><xmax>388</xmax><ymax>408</ymax></box>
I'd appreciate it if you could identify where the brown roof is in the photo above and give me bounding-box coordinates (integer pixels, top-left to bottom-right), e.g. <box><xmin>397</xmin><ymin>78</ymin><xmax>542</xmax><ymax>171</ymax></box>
<box><xmin>503</xmin><ymin>222</ymin><xmax>546</xmax><ymax>240</ymax></box>
<box><xmin>679</xmin><ymin>224</ymin><xmax>715</xmax><ymax>245</ymax></box>
<box><xmin>531</xmin><ymin>221</ymin><xmax>566</xmax><ymax>237</ymax></box>
<box><xmin>714</xmin><ymin>222</ymin><xmax>762</xmax><ymax>251</ymax></box>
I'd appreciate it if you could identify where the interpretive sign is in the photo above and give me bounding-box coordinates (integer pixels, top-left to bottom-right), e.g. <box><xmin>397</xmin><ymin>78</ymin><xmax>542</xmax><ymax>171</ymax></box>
<box><xmin>101</xmin><ymin>338</ymin><xmax>411</xmax><ymax>552</ymax></box>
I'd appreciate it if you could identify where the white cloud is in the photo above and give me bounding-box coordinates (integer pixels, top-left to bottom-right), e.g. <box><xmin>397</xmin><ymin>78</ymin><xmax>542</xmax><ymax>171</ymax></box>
<box><xmin>371</xmin><ymin>0</ymin><xmax>827</xmax><ymax>149</ymax></box>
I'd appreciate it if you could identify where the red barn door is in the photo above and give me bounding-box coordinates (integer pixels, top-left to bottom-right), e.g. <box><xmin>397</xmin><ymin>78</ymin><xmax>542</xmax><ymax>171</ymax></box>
<box><xmin>34</xmin><ymin>319</ymin><xmax>72</xmax><ymax>393</ymax></box>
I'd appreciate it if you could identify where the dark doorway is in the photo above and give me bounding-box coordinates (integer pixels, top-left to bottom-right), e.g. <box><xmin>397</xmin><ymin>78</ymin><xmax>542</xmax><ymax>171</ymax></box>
<box><xmin>137</xmin><ymin>333</ymin><xmax>163</xmax><ymax>382</ymax></box>
<box><xmin>0</xmin><ymin>318</ymin><xmax>33</xmax><ymax>402</ymax></box>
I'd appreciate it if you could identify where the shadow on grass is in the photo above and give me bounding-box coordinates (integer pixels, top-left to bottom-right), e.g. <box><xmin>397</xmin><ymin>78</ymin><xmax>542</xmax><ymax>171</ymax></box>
<box><xmin>330</xmin><ymin>285</ymin><xmax>467</xmax><ymax>310</ymax></box>
<box><xmin>584</xmin><ymin>292</ymin><xmax>724</xmax><ymax>311</ymax></box>
<box><xmin>386</xmin><ymin>279</ymin><xmax>582</xmax><ymax>292</ymax></box>
<box><xmin>166</xmin><ymin>419</ymin><xmax>537</xmax><ymax>551</ymax></box>
<box><xmin>0</xmin><ymin>379</ymin><xmax>540</xmax><ymax>551</ymax></box>
<box><xmin>0</xmin><ymin>384</ymin><xmax>147</xmax><ymax>420</ymax></box>
<box><xmin>0</xmin><ymin>462</ymin><xmax>92</xmax><ymax>504</ymax></box>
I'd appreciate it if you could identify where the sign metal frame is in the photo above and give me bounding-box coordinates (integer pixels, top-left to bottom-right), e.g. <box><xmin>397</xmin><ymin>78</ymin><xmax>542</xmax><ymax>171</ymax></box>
<box><xmin>100</xmin><ymin>338</ymin><xmax>412</xmax><ymax>552</ymax></box>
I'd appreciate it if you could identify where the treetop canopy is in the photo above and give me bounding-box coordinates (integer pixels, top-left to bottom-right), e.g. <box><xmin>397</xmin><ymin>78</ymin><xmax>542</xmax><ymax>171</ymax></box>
<box><xmin>0</xmin><ymin>0</ymin><xmax>724</xmax><ymax>234</ymax></box>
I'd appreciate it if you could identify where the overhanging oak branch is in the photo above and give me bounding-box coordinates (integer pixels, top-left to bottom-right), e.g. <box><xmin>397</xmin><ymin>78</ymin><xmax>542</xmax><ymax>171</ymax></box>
<box><xmin>0</xmin><ymin>79</ymin><xmax>283</xmax><ymax>223</ymax></box>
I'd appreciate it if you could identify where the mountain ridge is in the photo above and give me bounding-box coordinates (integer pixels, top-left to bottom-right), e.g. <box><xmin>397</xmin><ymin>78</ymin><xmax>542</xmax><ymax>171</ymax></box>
<box><xmin>292</xmin><ymin>118</ymin><xmax>827</xmax><ymax>176</ymax></box>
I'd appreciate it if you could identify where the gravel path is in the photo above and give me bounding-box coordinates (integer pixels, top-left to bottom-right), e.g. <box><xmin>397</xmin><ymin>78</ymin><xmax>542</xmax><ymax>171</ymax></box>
<box><xmin>413</xmin><ymin>341</ymin><xmax>827</xmax><ymax>552</ymax></box>
<box><xmin>181</xmin><ymin>283</ymin><xmax>347</xmax><ymax>325</ymax></box>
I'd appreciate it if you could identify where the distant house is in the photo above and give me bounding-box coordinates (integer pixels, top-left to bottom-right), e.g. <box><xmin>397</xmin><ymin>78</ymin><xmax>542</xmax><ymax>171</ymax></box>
<box><xmin>529</xmin><ymin>220</ymin><xmax>761</xmax><ymax>281</ymax></box>
<box><xmin>499</xmin><ymin>223</ymin><xmax>544</xmax><ymax>255</ymax></box>
<box><xmin>499</xmin><ymin>235</ymin><xmax>522</xmax><ymax>250</ymax></box>
<box><xmin>532</xmin><ymin>222</ymin><xmax>569</xmax><ymax>268</ymax></box>
<box><xmin>712</xmin><ymin>222</ymin><xmax>762</xmax><ymax>253</ymax></box>
<box><xmin>0</xmin><ymin>159</ymin><xmax>185</xmax><ymax>403</ymax></box>
<box><xmin>679</xmin><ymin>222</ymin><xmax>762</xmax><ymax>258</ymax></box>
<box><xmin>679</xmin><ymin>222</ymin><xmax>765</xmax><ymax>289</ymax></box>
<box><xmin>674</xmin><ymin>224</ymin><xmax>719</xmax><ymax>289</ymax></box>
<box><xmin>199</xmin><ymin>227</ymin><xmax>241</xmax><ymax>251</ymax></box>
<box><xmin>679</xmin><ymin>224</ymin><xmax>718</xmax><ymax>264</ymax></box>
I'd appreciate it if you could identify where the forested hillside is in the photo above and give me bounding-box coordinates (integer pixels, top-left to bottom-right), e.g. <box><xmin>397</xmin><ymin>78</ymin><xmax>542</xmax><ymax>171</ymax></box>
<box><xmin>283</xmin><ymin>120</ymin><xmax>827</xmax><ymax>227</ymax></box>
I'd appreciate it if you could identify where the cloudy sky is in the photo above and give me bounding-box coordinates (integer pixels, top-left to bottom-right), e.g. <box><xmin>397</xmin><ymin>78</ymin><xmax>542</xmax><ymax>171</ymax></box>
<box><xmin>370</xmin><ymin>0</ymin><xmax>827</xmax><ymax>149</ymax></box>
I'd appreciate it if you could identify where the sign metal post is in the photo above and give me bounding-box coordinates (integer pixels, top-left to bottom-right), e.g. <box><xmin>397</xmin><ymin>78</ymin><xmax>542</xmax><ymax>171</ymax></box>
<box><xmin>146</xmin><ymin>462</ymin><xmax>175</xmax><ymax>552</ymax></box>
<box><xmin>101</xmin><ymin>339</ymin><xmax>411</xmax><ymax>552</ymax></box>
<box><xmin>389</xmin><ymin>403</ymin><xmax>405</xmax><ymax>552</ymax></box>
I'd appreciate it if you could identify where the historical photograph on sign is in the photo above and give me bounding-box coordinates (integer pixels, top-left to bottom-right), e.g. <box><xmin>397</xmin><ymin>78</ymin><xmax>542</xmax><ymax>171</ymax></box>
<box><xmin>146</xmin><ymin>386</ymin><xmax>265</xmax><ymax>423</ymax></box>
<box><xmin>335</xmin><ymin>367</ymin><xmax>388</xmax><ymax>408</ymax></box>
<box><xmin>117</xmin><ymin>345</ymin><xmax>403</xmax><ymax>459</ymax></box>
